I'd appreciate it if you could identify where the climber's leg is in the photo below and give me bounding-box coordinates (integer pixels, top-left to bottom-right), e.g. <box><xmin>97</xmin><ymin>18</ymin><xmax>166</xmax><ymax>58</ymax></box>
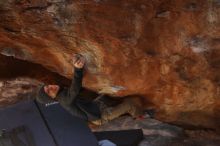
<box><xmin>101</xmin><ymin>99</ymin><xmax>143</xmax><ymax>122</ymax></box>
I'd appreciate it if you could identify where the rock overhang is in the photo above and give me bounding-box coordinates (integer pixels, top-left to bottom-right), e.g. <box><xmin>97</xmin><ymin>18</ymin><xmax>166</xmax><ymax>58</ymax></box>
<box><xmin>0</xmin><ymin>0</ymin><xmax>219</xmax><ymax>131</ymax></box>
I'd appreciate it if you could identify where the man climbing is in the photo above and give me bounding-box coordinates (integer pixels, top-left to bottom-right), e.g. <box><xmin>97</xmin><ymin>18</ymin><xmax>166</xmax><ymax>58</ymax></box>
<box><xmin>36</xmin><ymin>54</ymin><xmax>142</xmax><ymax>125</ymax></box>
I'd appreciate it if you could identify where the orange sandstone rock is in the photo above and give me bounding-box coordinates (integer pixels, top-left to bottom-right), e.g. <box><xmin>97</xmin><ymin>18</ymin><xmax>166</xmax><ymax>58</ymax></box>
<box><xmin>0</xmin><ymin>0</ymin><xmax>219</xmax><ymax>130</ymax></box>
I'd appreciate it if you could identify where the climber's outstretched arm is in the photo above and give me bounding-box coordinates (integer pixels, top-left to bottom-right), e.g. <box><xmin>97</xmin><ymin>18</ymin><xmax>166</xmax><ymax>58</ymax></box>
<box><xmin>65</xmin><ymin>54</ymin><xmax>85</xmax><ymax>104</ymax></box>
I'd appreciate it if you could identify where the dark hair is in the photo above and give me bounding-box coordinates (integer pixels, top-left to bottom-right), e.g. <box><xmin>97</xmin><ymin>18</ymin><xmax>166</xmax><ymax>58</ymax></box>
<box><xmin>35</xmin><ymin>85</ymin><xmax>55</xmax><ymax>104</ymax></box>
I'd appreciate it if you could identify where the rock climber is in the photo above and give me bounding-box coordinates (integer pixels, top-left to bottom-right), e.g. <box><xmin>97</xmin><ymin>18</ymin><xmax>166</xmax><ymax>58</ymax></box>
<box><xmin>36</xmin><ymin>54</ymin><xmax>142</xmax><ymax>125</ymax></box>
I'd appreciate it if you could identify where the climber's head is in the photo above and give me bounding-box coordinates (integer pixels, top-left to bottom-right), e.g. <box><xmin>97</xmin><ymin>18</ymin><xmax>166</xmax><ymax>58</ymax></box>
<box><xmin>36</xmin><ymin>84</ymin><xmax>60</xmax><ymax>104</ymax></box>
<box><xmin>43</xmin><ymin>85</ymin><xmax>60</xmax><ymax>98</ymax></box>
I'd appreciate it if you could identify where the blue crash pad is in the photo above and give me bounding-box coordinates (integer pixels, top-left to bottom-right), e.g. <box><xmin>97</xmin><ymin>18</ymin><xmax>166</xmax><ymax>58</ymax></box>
<box><xmin>0</xmin><ymin>101</ymin><xmax>99</xmax><ymax>146</ymax></box>
<box><xmin>0</xmin><ymin>101</ymin><xmax>55</xmax><ymax>146</ymax></box>
<box><xmin>38</xmin><ymin>102</ymin><xmax>99</xmax><ymax>146</ymax></box>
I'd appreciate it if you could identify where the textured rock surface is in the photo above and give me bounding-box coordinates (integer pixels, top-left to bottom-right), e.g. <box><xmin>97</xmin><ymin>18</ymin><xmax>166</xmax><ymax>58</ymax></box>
<box><xmin>92</xmin><ymin>116</ymin><xmax>220</xmax><ymax>146</ymax></box>
<box><xmin>0</xmin><ymin>77</ymin><xmax>39</xmax><ymax>107</ymax></box>
<box><xmin>0</xmin><ymin>0</ymin><xmax>220</xmax><ymax>130</ymax></box>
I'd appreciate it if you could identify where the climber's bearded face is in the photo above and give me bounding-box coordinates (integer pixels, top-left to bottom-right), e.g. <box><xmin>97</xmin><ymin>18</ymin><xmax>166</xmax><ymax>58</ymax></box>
<box><xmin>44</xmin><ymin>85</ymin><xmax>60</xmax><ymax>99</ymax></box>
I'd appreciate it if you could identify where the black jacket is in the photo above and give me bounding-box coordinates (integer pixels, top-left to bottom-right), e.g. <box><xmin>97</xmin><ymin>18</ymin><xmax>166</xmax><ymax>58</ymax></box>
<box><xmin>56</xmin><ymin>68</ymin><xmax>101</xmax><ymax>121</ymax></box>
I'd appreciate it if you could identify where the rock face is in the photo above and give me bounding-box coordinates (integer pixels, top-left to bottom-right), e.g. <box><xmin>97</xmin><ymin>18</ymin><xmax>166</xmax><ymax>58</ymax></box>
<box><xmin>0</xmin><ymin>54</ymin><xmax>70</xmax><ymax>107</ymax></box>
<box><xmin>0</xmin><ymin>0</ymin><xmax>220</xmax><ymax>130</ymax></box>
<box><xmin>92</xmin><ymin>116</ymin><xmax>220</xmax><ymax>146</ymax></box>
